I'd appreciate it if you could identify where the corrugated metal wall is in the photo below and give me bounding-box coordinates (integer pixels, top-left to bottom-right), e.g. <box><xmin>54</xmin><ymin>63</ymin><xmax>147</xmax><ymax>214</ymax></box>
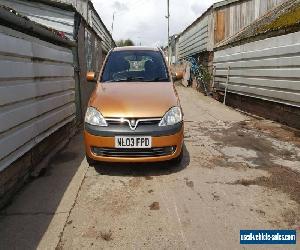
<box><xmin>177</xmin><ymin>15</ymin><xmax>209</xmax><ymax>59</ymax></box>
<box><xmin>0</xmin><ymin>25</ymin><xmax>75</xmax><ymax>171</ymax></box>
<box><xmin>0</xmin><ymin>0</ymin><xmax>75</xmax><ymax>40</ymax></box>
<box><xmin>90</xmin><ymin>11</ymin><xmax>113</xmax><ymax>53</ymax></box>
<box><xmin>214</xmin><ymin>31</ymin><xmax>300</xmax><ymax>107</ymax></box>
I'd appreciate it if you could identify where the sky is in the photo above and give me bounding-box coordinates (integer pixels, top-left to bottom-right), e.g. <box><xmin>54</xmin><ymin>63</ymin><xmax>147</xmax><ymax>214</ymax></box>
<box><xmin>92</xmin><ymin>0</ymin><xmax>223</xmax><ymax>47</ymax></box>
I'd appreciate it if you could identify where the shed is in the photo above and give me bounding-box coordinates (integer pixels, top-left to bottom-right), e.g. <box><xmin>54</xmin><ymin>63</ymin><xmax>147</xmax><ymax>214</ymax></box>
<box><xmin>213</xmin><ymin>0</ymin><xmax>300</xmax><ymax>128</ymax></box>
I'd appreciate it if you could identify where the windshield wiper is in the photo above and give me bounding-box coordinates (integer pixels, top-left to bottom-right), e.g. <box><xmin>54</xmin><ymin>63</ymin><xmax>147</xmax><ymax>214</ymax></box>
<box><xmin>144</xmin><ymin>77</ymin><xmax>169</xmax><ymax>82</ymax></box>
<box><xmin>113</xmin><ymin>78</ymin><xmax>129</xmax><ymax>82</ymax></box>
<box><xmin>105</xmin><ymin>77</ymin><xmax>169</xmax><ymax>83</ymax></box>
<box><xmin>128</xmin><ymin>77</ymin><xmax>145</xmax><ymax>81</ymax></box>
<box><xmin>108</xmin><ymin>77</ymin><xmax>145</xmax><ymax>82</ymax></box>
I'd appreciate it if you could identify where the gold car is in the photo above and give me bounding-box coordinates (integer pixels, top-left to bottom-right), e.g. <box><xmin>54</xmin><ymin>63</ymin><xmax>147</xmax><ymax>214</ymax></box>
<box><xmin>84</xmin><ymin>46</ymin><xmax>184</xmax><ymax>164</ymax></box>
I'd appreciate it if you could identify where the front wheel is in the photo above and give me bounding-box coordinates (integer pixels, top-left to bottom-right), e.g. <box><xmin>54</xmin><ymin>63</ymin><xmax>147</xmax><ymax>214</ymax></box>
<box><xmin>170</xmin><ymin>150</ymin><xmax>183</xmax><ymax>165</ymax></box>
<box><xmin>86</xmin><ymin>154</ymin><xmax>96</xmax><ymax>166</ymax></box>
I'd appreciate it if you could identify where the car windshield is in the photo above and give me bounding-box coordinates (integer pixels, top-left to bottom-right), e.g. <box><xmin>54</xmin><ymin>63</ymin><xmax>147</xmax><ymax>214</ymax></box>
<box><xmin>101</xmin><ymin>50</ymin><xmax>169</xmax><ymax>83</ymax></box>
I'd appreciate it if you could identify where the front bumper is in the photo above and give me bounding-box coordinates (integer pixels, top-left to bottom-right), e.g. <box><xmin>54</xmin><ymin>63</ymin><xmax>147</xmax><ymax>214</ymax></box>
<box><xmin>84</xmin><ymin>123</ymin><xmax>184</xmax><ymax>163</ymax></box>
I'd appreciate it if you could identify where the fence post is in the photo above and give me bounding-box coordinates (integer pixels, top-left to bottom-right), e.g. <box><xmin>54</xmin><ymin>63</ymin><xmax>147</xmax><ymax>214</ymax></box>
<box><xmin>223</xmin><ymin>66</ymin><xmax>231</xmax><ymax>105</ymax></box>
<box><xmin>211</xmin><ymin>65</ymin><xmax>216</xmax><ymax>90</ymax></box>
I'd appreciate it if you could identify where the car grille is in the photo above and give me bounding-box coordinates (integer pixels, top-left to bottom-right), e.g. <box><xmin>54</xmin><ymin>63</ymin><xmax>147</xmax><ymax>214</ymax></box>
<box><xmin>92</xmin><ymin>146</ymin><xmax>176</xmax><ymax>158</ymax></box>
<box><xmin>107</xmin><ymin>120</ymin><xmax>160</xmax><ymax>126</ymax></box>
<box><xmin>106</xmin><ymin>118</ymin><xmax>161</xmax><ymax>130</ymax></box>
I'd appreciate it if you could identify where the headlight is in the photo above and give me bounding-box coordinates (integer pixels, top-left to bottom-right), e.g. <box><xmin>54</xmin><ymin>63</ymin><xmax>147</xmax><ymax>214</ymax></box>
<box><xmin>85</xmin><ymin>107</ymin><xmax>108</xmax><ymax>126</ymax></box>
<box><xmin>159</xmin><ymin>107</ymin><xmax>183</xmax><ymax>126</ymax></box>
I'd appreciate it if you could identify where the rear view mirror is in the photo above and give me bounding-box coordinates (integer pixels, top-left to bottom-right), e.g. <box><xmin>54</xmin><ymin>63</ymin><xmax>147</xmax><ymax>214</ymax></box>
<box><xmin>86</xmin><ymin>72</ymin><xmax>97</xmax><ymax>82</ymax></box>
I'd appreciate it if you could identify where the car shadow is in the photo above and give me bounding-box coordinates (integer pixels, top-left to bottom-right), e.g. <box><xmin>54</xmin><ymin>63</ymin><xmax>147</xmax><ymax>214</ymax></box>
<box><xmin>93</xmin><ymin>143</ymin><xmax>190</xmax><ymax>177</ymax></box>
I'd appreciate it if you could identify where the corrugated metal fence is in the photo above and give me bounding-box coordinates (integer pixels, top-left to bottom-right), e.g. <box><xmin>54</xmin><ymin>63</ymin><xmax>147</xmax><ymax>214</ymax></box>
<box><xmin>214</xmin><ymin>31</ymin><xmax>300</xmax><ymax>107</ymax></box>
<box><xmin>0</xmin><ymin>25</ymin><xmax>75</xmax><ymax>171</ymax></box>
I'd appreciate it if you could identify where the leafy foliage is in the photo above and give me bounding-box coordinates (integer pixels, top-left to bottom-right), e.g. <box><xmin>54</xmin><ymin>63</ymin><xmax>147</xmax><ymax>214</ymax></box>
<box><xmin>185</xmin><ymin>57</ymin><xmax>211</xmax><ymax>95</ymax></box>
<box><xmin>116</xmin><ymin>39</ymin><xmax>135</xmax><ymax>47</ymax></box>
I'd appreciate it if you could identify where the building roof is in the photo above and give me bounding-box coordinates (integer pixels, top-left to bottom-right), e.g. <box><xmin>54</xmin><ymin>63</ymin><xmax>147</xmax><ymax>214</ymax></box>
<box><xmin>0</xmin><ymin>4</ymin><xmax>75</xmax><ymax>47</ymax></box>
<box><xmin>177</xmin><ymin>6</ymin><xmax>212</xmax><ymax>38</ymax></box>
<box><xmin>28</xmin><ymin>0</ymin><xmax>115</xmax><ymax>48</ymax></box>
<box><xmin>213</xmin><ymin>0</ymin><xmax>243</xmax><ymax>9</ymax></box>
<box><xmin>30</xmin><ymin>0</ymin><xmax>76</xmax><ymax>11</ymax></box>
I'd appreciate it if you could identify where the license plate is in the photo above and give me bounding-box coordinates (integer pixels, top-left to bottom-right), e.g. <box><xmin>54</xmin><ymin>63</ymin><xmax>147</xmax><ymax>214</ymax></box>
<box><xmin>115</xmin><ymin>136</ymin><xmax>152</xmax><ymax>148</ymax></box>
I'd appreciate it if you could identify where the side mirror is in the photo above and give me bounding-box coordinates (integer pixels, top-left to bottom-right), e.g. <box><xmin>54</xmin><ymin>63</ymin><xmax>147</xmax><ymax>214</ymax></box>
<box><xmin>172</xmin><ymin>73</ymin><xmax>177</xmax><ymax>82</ymax></box>
<box><xmin>175</xmin><ymin>71</ymin><xmax>183</xmax><ymax>80</ymax></box>
<box><xmin>172</xmin><ymin>71</ymin><xmax>183</xmax><ymax>82</ymax></box>
<box><xmin>86</xmin><ymin>72</ymin><xmax>97</xmax><ymax>82</ymax></box>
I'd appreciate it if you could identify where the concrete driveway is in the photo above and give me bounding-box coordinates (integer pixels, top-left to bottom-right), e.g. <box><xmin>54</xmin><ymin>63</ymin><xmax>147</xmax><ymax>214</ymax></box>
<box><xmin>0</xmin><ymin>85</ymin><xmax>299</xmax><ymax>250</ymax></box>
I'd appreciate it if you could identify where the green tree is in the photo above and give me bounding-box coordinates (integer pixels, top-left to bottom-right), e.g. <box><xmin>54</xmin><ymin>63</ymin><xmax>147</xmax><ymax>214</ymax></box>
<box><xmin>116</xmin><ymin>39</ymin><xmax>135</xmax><ymax>47</ymax></box>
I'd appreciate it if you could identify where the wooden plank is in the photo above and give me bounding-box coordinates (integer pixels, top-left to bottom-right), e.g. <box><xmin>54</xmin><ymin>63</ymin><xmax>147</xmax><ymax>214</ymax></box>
<box><xmin>214</xmin><ymin>10</ymin><xmax>225</xmax><ymax>44</ymax></box>
<box><xmin>207</xmin><ymin>11</ymin><xmax>215</xmax><ymax>51</ymax></box>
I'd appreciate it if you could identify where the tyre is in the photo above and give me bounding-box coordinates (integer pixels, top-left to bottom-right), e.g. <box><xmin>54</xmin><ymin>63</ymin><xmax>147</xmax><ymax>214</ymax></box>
<box><xmin>86</xmin><ymin>154</ymin><xmax>96</xmax><ymax>166</ymax></box>
<box><xmin>170</xmin><ymin>150</ymin><xmax>183</xmax><ymax>165</ymax></box>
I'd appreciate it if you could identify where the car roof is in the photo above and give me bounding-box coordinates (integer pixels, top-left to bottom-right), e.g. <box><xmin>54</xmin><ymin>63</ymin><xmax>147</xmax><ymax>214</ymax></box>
<box><xmin>113</xmin><ymin>46</ymin><xmax>160</xmax><ymax>52</ymax></box>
